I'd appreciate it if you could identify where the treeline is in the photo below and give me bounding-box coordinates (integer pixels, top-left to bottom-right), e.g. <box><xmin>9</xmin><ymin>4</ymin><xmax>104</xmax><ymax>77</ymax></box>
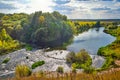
<box><xmin>72</xmin><ymin>21</ymin><xmax>101</xmax><ymax>33</ymax></box>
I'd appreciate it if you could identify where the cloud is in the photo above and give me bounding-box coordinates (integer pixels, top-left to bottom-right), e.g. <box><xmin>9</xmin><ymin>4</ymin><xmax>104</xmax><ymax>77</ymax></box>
<box><xmin>114</xmin><ymin>2</ymin><xmax>120</xmax><ymax>6</ymax></box>
<box><xmin>23</xmin><ymin>0</ymin><xmax>55</xmax><ymax>13</ymax></box>
<box><xmin>0</xmin><ymin>0</ymin><xmax>55</xmax><ymax>14</ymax></box>
<box><xmin>91</xmin><ymin>7</ymin><xmax>111</xmax><ymax>11</ymax></box>
<box><xmin>52</xmin><ymin>5</ymin><xmax>74</xmax><ymax>14</ymax></box>
<box><xmin>0</xmin><ymin>2</ymin><xmax>16</xmax><ymax>9</ymax></box>
<box><xmin>76</xmin><ymin>0</ymin><xmax>113</xmax><ymax>1</ymax></box>
<box><xmin>0</xmin><ymin>0</ymin><xmax>120</xmax><ymax>19</ymax></box>
<box><xmin>53</xmin><ymin>0</ymin><xmax>71</xmax><ymax>4</ymax></box>
<box><xmin>0</xmin><ymin>0</ymin><xmax>30</xmax><ymax>4</ymax></box>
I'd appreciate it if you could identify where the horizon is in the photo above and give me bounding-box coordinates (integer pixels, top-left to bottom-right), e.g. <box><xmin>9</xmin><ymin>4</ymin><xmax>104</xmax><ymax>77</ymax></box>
<box><xmin>0</xmin><ymin>0</ymin><xmax>120</xmax><ymax>19</ymax></box>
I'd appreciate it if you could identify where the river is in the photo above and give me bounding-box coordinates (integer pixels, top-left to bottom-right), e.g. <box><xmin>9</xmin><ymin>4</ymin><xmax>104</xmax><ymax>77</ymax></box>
<box><xmin>67</xmin><ymin>27</ymin><xmax>116</xmax><ymax>68</ymax></box>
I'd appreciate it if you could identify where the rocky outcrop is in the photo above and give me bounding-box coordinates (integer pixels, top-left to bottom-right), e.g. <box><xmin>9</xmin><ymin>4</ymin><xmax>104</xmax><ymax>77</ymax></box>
<box><xmin>0</xmin><ymin>48</ymin><xmax>105</xmax><ymax>78</ymax></box>
<box><xmin>0</xmin><ymin>49</ymin><xmax>71</xmax><ymax>78</ymax></box>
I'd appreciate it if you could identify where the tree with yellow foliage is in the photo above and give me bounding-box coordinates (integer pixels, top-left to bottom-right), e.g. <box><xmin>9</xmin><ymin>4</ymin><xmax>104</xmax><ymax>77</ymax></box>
<box><xmin>2</xmin><ymin>15</ymin><xmax>9</xmax><ymax>20</ymax></box>
<box><xmin>39</xmin><ymin>16</ymin><xmax>45</xmax><ymax>24</ymax></box>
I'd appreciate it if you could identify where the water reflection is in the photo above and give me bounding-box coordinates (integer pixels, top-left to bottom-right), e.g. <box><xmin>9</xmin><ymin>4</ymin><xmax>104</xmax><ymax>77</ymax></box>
<box><xmin>67</xmin><ymin>27</ymin><xmax>116</xmax><ymax>54</ymax></box>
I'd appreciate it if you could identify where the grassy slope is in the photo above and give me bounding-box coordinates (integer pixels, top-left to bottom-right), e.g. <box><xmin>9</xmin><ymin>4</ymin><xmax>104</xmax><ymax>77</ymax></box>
<box><xmin>10</xmin><ymin>68</ymin><xmax>120</xmax><ymax>80</ymax></box>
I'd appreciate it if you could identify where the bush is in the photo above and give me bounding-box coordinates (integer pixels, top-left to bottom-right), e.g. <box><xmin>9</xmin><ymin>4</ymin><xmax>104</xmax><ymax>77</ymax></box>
<box><xmin>101</xmin><ymin>57</ymin><xmax>114</xmax><ymax>69</ymax></box>
<box><xmin>66</xmin><ymin>49</ymin><xmax>92</xmax><ymax>69</ymax></box>
<box><xmin>72</xmin><ymin>68</ymin><xmax>76</xmax><ymax>73</ymax></box>
<box><xmin>2</xmin><ymin>58</ymin><xmax>10</xmax><ymax>63</ymax></box>
<box><xmin>56</xmin><ymin>66</ymin><xmax>64</xmax><ymax>73</ymax></box>
<box><xmin>32</xmin><ymin>61</ymin><xmax>45</xmax><ymax>69</ymax></box>
<box><xmin>84</xmin><ymin>67</ymin><xmax>96</xmax><ymax>74</ymax></box>
<box><xmin>25</xmin><ymin>44</ymin><xmax>33</xmax><ymax>51</ymax></box>
<box><xmin>66</xmin><ymin>52</ymin><xmax>75</xmax><ymax>63</ymax></box>
<box><xmin>15</xmin><ymin>65</ymin><xmax>31</xmax><ymax>78</ymax></box>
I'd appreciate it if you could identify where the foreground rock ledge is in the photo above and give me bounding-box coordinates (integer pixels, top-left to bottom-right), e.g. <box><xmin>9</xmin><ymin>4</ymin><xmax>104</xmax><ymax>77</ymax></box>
<box><xmin>0</xmin><ymin>49</ymin><xmax>71</xmax><ymax>78</ymax></box>
<box><xmin>0</xmin><ymin>49</ymin><xmax>105</xmax><ymax>78</ymax></box>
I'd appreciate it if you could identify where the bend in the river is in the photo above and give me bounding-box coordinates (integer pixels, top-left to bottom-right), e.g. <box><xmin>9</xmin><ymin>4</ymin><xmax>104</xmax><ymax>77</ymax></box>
<box><xmin>67</xmin><ymin>27</ymin><xmax>116</xmax><ymax>68</ymax></box>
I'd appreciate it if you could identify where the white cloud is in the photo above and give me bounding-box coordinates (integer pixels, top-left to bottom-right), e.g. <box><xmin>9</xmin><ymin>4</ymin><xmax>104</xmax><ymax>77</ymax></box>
<box><xmin>114</xmin><ymin>2</ymin><xmax>120</xmax><ymax>7</ymax></box>
<box><xmin>0</xmin><ymin>0</ymin><xmax>56</xmax><ymax>14</ymax></box>
<box><xmin>22</xmin><ymin>0</ymin><xmax>56</xmax><ymax>13</ymax></box>
<box><xmin>62</xmin><ymin>0</ymin><xmax>120</xmax><ymax>19</ymax></box>
<box><xmin>0</xmin><ymin>0</ymin><xmax>120</xmax><ymax>19</ymax></box>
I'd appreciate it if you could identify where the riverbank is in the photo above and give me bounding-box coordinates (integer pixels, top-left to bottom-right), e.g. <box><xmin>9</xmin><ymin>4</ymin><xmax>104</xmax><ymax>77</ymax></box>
<box><xmin>97</xmin><ymin>25</ymin><xmax>120</xmax><ymax>69</ymax></box>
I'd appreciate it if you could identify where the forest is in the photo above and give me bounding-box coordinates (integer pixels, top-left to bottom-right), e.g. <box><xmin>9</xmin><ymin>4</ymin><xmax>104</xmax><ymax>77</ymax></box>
<box><xmin>0</xmin><ymin>11</ymin><xmax>100</xmax><ymax>55</ymax></box>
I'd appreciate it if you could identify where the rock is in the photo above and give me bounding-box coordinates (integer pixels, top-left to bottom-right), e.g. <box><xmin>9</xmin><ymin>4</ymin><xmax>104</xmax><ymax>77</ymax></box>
<box><xmin>115</xmin><ymin>60</ymin><xmax>120</xmax><ymax>66</ymax></box>
<box><xmin>0</xmin><ymin>49</ymin><xmax>72</xmax><ymax>78</ymax></box>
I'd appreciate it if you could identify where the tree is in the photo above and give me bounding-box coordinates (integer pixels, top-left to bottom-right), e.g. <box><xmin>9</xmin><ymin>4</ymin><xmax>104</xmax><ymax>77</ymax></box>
<box><xmin>75</xmin><ymin>49</ymin><xmax>91</xmax><ymax>64</ymax></box>
<box><xmin>23</xmin><ymin>11</ymin><xmax>73</xmax><ymax>48</ymax></box>
<box><xmin>39</xmin><ymin>16</ymin><xmax>45</xmax><ymax>24</ymax></box>
<box><xmin>31</xmin><ymin>11</ymin><xmax>42</xmax><ymax>28</ymax></box>
<box><xmin>0</xmin><ymin>29</ymin><xmax>12</xmax><ymax>41</ymax></box>
<box><xmin>94</xmin><ymin>21</ymin><xmax>101</xmax><ymax>27</ymax></box>
<box><xmin>2</xmin><ymin>15</ymin><xmax>9</xmax><ymax>20</ymax></box>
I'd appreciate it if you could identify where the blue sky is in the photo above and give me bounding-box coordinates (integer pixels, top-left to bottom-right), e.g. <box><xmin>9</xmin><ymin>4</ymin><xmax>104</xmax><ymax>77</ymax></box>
<box><xmin>0</xmin><ymin>0</ymin><xmax>120</xmax><ymax>19</ymax></box>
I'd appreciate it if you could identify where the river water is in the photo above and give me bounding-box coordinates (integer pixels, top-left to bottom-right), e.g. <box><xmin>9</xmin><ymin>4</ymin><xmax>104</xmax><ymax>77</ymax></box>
<box><xmin>67</xmin><ymin>27</ymin><xmax>116</xmax><ymax>68</ymax></box>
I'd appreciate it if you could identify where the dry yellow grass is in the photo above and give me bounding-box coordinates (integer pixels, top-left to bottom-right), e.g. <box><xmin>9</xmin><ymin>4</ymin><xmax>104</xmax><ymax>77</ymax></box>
<box><xmin>9</xmin><ymin>68</ymin><xmax>120</xmax><ymax>80</ymax></box>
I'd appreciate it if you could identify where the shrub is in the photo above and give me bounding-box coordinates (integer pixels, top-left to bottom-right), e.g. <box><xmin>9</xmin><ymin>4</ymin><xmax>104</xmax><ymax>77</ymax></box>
<box><xmin>15</xmin><ymin>65</ymin><xmax>31</xmax><ymax>78</ymax></box>
<box><xmin>72</xmin><ymin>63</ymin><xmax>81</xmax><ymax>69</ymax></box>
<box><xmin>2</xmin><ymin>58</ymin><xmax>10</xmax><ymax>63</ymax></box>
<box><xmin>101</xmin><ymin>57</ymin><xmax>114</xmax><ymax>69</ymax></box>
<box><xmin>56</xmin><ymin>66</ymin><xmax>64</xmax><ymax>73</ymax></box>
<box><xmin>72</xmin><ymin>68</ymin><xmax>76</xmax><ymax>73</ymax></box>
<box><xmin>25</xmin><ymin>44</ymin><xmax>33</xmax><ymax>51</ymax></box>
<box><xmin>32</xmin><ymin>61</ymin><xmax>45</xmax><ymax>69</ymax></box>
<box><xmin>67</xmin><ymin>49</ymin><xmax>92</xmax><ymax>69</ymax></box>
<box><xmin>66</xmin><ymin>52</ymin><xmax>76</xmax><ymax>63</ymax></box>
<box><xmin>84</xmin><ymin>67</ymin><xmax>96</xmax><ymax>74</ymax></box>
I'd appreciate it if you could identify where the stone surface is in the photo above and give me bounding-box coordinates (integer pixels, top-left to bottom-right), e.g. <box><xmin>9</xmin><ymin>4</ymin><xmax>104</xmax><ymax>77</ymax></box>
<box><xmin>0</xmin><ymin>49</ymin><xmax>71</xmax><ymax>78</ymax></box>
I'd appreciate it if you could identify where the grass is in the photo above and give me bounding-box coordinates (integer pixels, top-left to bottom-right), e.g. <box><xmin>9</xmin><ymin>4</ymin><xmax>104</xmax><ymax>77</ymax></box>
<box><xmin>9</xmin><ymin>68</ymin><xmax>120</xmax><ymax>80</ymax></box>
<box><xmin>15</xmin><ymin>65</ymin><xmax>31</xmax><ymax>78</ymax></box>
<box><xmin>56</xmin><ymin>66</ymin><xmax>64</xmax><ymax>73</ymax></box>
